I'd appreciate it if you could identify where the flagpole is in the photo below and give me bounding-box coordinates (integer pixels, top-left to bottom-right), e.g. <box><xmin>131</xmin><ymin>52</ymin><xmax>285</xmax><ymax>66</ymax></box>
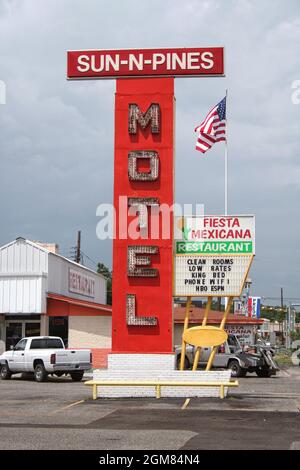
<box><xmin>225</xmin><ymin>88</ymin><xmax>228</xmax><ymax>216</ymax></box>
<box><xmin>224</xmin><ymin>89</ymin><xmax>228</xmax><ymax>311</ymax></box>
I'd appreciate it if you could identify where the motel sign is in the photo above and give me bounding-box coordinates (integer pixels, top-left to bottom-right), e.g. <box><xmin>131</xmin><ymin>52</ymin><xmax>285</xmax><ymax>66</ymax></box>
<box><xmin>67</xmin><ymin>47</ymin><xmax>224</xmax><ymax>79</ymax></box>
<box><xmin>67</xmin><ymin>47</ymin><xmax>225</xmax><ymax>355</ymax></box>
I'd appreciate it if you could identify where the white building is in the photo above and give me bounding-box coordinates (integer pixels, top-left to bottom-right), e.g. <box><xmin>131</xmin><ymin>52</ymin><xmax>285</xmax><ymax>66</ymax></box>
<box><xmin>0</xmin><ymin>238</ymin><xmax>112</xmax><ymax>366</ymax></box>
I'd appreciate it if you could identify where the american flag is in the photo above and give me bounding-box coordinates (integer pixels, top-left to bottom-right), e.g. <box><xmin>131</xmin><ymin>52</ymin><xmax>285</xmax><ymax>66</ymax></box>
<box><xmin>195</xmin><ymin>97</ymin><xmax>226</xmax><ymax>154</ymax></box>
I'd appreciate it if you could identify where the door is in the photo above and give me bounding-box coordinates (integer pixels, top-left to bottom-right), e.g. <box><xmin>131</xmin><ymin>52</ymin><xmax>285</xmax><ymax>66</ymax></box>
<box><xmin>199</xmin><ymin>347</ymin><xmax>211</xmax><ymax>365</ymax></box>
<box><xmin>5</xmin><ymin>322</ymin><xmax>22</xmax><ymax>350</ymax></box>
<box><xmin>9</xmin><ymin>338</ymin><xmax>27</xmax><ymax>372</ymax></box>
<box><xmin>49</xmin><ymin>317</ymin><xmax>68</xmax><ymax>347</ymax></box>
<box><xmin>199</xmin><ymin>344</ymin><xmax>228</xmax><ymax>368</ymax></box>
<box><xmin>213</xmin><ymin>344</ymin><xmax>228</xmax><ymax>367</ymax></box>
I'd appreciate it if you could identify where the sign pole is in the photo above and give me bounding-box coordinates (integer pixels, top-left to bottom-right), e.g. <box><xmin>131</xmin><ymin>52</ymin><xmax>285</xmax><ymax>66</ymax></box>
<box><xmin>224</xmin><ymin>89</ymin><xmax>228</xmax><ymax>311</ymax></box>
<box><xmin>205</xmin><ymin>296</ymin><xmax>233</xmax><ymax>371</ymax></box>
<box><xmin>180</xmin><ymin>296</ymin><xmax>192</xmax><ymax>370</ymax></box>
<box><xmin>182</xmin><ymin>296</ymin><xmax>214</xmax><ymax>409</ymax></box>
<box><xmin>192</xmin><ymin>296</ymin><xmax>212</xmax><ymax>371</ymax></box>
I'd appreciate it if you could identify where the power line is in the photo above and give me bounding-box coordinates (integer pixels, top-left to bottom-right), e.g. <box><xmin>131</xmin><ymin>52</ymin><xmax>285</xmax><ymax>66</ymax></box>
<box><xmin>80</xmin><ymin>250</ymin><xmax>98</xmax><ymax>267</ymax></box>
<box><xmin>262</xmin><ymin>297</ymin><xmax>300</xmax><ymax>301</ymax></box>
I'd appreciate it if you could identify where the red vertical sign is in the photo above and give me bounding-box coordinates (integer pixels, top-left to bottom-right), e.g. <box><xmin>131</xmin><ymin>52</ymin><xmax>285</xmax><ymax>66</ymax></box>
<box><xmin>112</xmin><ymin>78</ymin><xmax>174</xmax><ymax>353</ymax></box>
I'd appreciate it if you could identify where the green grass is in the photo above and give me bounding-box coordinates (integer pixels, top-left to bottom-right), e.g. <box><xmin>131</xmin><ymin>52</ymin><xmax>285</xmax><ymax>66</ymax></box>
<box><xmin>274</xmin><ymin>352</ymin><xmax>293</xmax><ymax>366</ymax></box>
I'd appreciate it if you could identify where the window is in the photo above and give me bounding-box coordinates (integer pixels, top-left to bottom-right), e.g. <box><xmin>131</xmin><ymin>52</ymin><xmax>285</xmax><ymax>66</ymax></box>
<box><xmin>14</xmin><ymin>339</ymin><xmax>27</xmax><ymax>351</ymax></box>
<box><xmin>25</xmin><ymin>322</ymin><xmax>40</xmax><ymax>337</ymax></box>
<box><xmin>30</xmin><ymin>339</ymin><xmax>45</xmax><ymax>349</ymax></box>
<box><xmin>30</xmin><ymin>338</ymin><xmax>63</xmax><ymax>349</ymax></box>
<box><xmin>46</xmin><ymin>339</ymin><xmax>64</xmax><ymax>349</ymax></box>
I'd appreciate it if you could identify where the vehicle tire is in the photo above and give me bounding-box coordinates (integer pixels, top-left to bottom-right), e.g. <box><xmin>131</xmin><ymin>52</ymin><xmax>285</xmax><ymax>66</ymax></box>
<box><xmin>256</xmin><ymin>367</ymin><xmax>273</xmax><ymax>378</ymax></box>
<box><xmin>0</xmin><ymin>363</ymin><xmax>12</xmax><ymax>380</ymax></box>
<box><xmin>176</xmin><ymin>355</ymin><xmax>190</xmax><ymax>370</ymax></box>
<box><xmin>34</xmin><ymin>363</ymin><xmax>47</xmax><ymax>382</ymax></box>
<box><xmin>228</xmin><ymin>360</ymin><xmax>246</xmax><ymax>378</ymax></box>
<box><xmin>70</xmin><ymin>371</ymin><xmax>84</xmax><ymax>382</ymax></box>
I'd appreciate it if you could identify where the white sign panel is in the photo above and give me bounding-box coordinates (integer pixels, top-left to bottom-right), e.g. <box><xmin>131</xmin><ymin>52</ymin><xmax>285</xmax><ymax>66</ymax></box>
<box><xmin>175</xmin><ymin>215</ymin><xmax>255</xmax><ymax>255</ymax></box>
<box><xmin>173</xmin><ymin>215</ymin><xmax>255</xmax><ymax>297</ymax></box>
<box><xmin>69</xmin><ymin>269</ymin><xmax>95</xmax><ymax>298</ymax></box>
<box><xmin>174</xmin><ymin>254</ymin><xmax>252</xmax><ymax>297</ymax></box>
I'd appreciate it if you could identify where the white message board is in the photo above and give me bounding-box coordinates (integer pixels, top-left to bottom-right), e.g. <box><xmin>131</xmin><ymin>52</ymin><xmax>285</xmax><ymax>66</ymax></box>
<box><xmin>173</xmin><ymin>215</ymin><xmax>255</xmax><ymax>297</ymax></box>
<box><xmin>174</xmin><ymin>254</ymin><xmax>253</xmax><ymax>297</ymax></box>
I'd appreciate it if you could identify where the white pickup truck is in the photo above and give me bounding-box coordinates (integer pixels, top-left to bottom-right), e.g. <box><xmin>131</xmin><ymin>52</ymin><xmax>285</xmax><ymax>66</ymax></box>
<box><xmin>0</xmin><ymin>336</ymin><xmax>92</xmax><ymax>382</ymax></box>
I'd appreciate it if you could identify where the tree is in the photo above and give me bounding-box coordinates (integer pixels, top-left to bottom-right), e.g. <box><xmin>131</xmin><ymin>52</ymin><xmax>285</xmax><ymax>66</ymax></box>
<box><xmin>97</xmin><ymin>262</ymin><xmax>112</xmax><ymax>305</ymax></box>
<box><xmin>260</xmin><ymin>306</ymin><xmax>287</xmax><ymax>323</ymax></box>
<box><xmin>290</xmin><ymin>330</ymin><xmax>300</xmax><ymax>344</ymax></box>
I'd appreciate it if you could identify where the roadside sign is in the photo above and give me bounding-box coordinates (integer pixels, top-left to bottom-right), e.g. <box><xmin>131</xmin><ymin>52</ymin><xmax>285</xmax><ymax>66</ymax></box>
<box><xmin>67</xmin><ymin>47</ymin><xmax>224</xmax><ymax>79</ymax></box>
<box><xmin>173</xmin><ymin>215</ymin><xmax>255</xmax><ymax>297</ymax></box>
<box><xmin>248</xmin><ymin>296</ymin><xmax>261</xmax><ymax>318</ymax></box>
<box><xmin>175</xmin><ymin>215</ymin><xmax>255</xmax><ymax>253</ymax></box>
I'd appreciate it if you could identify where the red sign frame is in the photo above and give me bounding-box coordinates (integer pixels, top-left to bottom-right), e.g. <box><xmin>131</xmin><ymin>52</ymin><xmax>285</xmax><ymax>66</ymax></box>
<box><xmin>67</xmin><ymin>47</ymin><xmax>224</xmax><ymax>79</ymax></box>
<box><xmin>112</xmin><ymin>78</ymin><xmax>174</xmax><ymax>353</ymax></box>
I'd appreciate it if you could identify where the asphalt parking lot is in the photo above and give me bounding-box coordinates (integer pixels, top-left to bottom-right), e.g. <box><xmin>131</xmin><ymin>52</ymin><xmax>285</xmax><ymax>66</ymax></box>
<box><xmin>1</xmin><ymin>367</ymin><xmax>300</xmax><ymax>450</ymax></box>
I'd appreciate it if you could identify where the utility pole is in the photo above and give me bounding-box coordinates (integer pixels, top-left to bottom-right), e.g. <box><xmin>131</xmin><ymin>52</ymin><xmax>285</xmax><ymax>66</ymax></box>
<box><xmin>76</xmin><ymin>230</ymin><xmax>81</xmax><ymax>264</ymax></box>
<box><xmin>286</xmin><ymin>303</ymin><xmax>297</xmax><ymax>349</ymax></box>
<box><xmin>280</xmin><ymin>288</ymin><xmax>284</xmax><ymax>344</ymax></box>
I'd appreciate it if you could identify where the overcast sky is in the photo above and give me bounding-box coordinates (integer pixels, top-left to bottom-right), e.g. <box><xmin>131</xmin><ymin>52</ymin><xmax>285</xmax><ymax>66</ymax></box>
<box><xmin>0</xmin><ymin>0</ymin><xmax>299</xmax><ymax>304</ymax></box>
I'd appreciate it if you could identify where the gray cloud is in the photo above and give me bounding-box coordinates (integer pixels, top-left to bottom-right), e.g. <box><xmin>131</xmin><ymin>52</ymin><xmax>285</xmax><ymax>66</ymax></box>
<box><xmin>0</xmin><ymin>0</ymin><xmax>299</xmax><ymax>303</ymax></box>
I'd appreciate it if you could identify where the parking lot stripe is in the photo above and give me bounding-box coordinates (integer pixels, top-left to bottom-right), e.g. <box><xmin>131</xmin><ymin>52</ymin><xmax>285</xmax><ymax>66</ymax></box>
<box><xmin>50</xmin><ymin>400</ymin><xmax>85</xmax><ymax>414</ymax></box>
<box><xmin>181</xmin><ymin>398</ymin><xmax>191</xmax><ymax>410</ymax></box>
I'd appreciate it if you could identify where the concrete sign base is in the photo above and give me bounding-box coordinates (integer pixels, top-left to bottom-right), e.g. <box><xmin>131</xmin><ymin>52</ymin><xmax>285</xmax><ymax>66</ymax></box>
<box><xmin>93</xmin><ymin>354</ymin><xmax>231</xmax><ymax>398</ymax></box>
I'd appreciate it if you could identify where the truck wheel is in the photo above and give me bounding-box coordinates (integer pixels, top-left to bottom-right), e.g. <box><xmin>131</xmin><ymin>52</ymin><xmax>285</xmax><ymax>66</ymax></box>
<box><xmin>70</xmin><ymin>371</ymin><xmax>84</xmax><ymax>382</ymax></box>
<box><xmin>0</xmin><ymin>363</ymin><xmax>12</xmax><ymax>380</ymax></box>
<box><xmin>228</xmin><ymin>360</ymin><xmax>246</xmax><ymax>378</ymax></box>
<box><xmin>256</xmin><ymin>367</ymin><xmax>273</xmax><ymax>378</ymax></box>
<box><xmin>34</xmin><ymin>363</ymin><xmax>47</xmax><ymax>382</ymax></box>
